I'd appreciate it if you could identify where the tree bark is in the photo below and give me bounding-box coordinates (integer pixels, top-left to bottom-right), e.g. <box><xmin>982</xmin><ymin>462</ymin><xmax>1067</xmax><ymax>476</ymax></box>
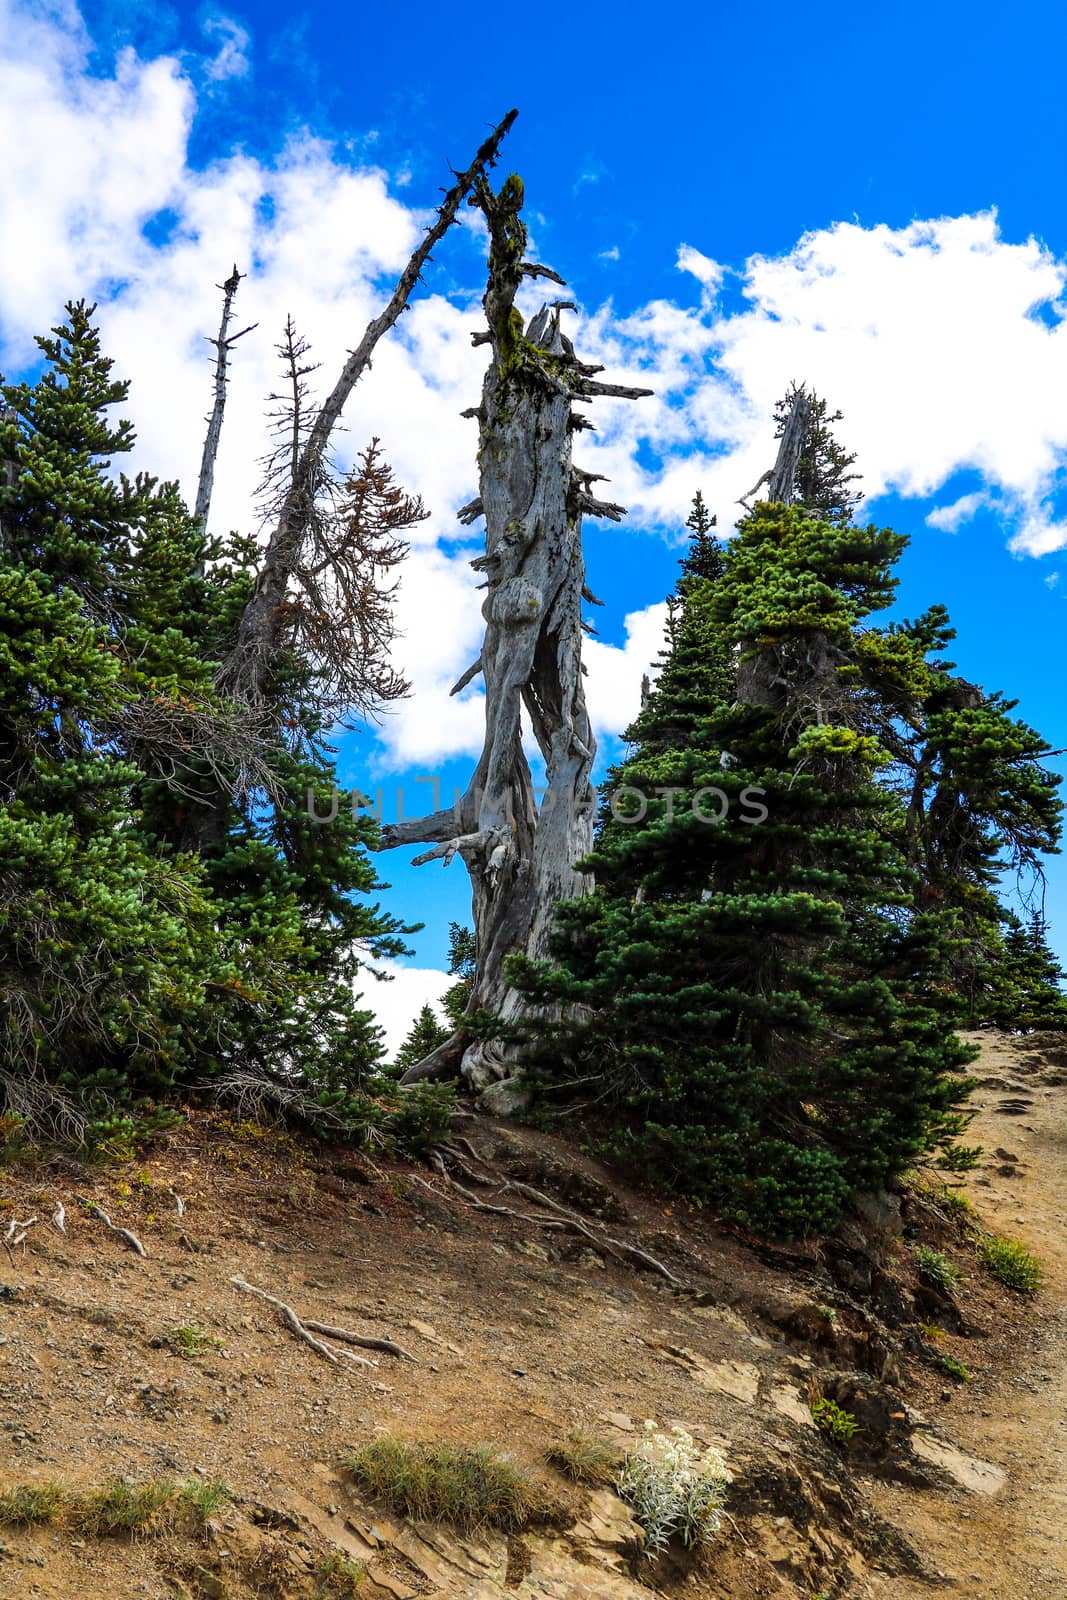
<box><xmin>379</xmin><ymin>174</ymin><xmax>651</xmax><ymax>1106</ymax></box>
<box><xmin>221</xmin><ymin>111</ymin><xmax>518</xmax><ymax>704</ymax></box>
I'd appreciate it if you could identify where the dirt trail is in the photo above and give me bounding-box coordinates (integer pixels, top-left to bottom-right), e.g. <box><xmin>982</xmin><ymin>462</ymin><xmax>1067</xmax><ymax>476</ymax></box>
<box><xmin>868</xmin><ymin>1030</ymin><xmax>1067</xmax><ymax>1597</ymax></box>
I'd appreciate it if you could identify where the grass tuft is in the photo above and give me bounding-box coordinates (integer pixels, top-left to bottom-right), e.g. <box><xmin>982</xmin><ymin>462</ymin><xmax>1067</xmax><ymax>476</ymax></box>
<box><xmin>978</xmin><ymin>1235</ymin><xmax>1042</xmax><ymax>1294</ymax></box>
<box><xmin>342</xmin><ymin>1435</ymin><xmax>536</xmax><ymax>1533</ymax></box>
<box><xmin>941</xmin><ymin>1354</ymin><xmax>971</xmax><ymax>1383</ymax></box>
<box><xmin>0</xmin><ymin>1481</ymin><xmax>67</xmax><ymax>1526</ymax></box>
<box><xmin>73</xmin><ymin>1478</ymin><xmax>177</xmax><ymax>1538</ymax></box>
<box><xmin>179</xmin><ymin>1478</ymin><xmax>231</xmax><ymax>1521</ymax></box>
<box><xmin>317</xmin><ymin>1552</ymin><xmax>367</xmax><ymax>1596</ymax></box>
<box><xmin>545</xmin><ymin>1430</ymin><xmax>621</xmax><ymax>1485</ymax></box>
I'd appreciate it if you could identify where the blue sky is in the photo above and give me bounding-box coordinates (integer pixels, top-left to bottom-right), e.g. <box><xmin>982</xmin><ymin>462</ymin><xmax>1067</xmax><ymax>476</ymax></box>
<box><xmin>3</xmin><ymin>0</ymin><xmax>1067</xmax><ymax>1043</ymax></box>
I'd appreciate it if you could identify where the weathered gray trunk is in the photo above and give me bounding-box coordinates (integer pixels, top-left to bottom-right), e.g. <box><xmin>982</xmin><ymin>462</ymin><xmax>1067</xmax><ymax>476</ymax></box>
<box><xmin>194</xmin><ymin>265</ymin><xmax>256</xmax><ymax>539</ymax></box>
<box><xmin>380</xmin><ymin>175</ymin><xmax>650</xmax><ymax>1105</ymax></box>
<box><xmin>736</xmin><ymin>386</ymin><xmax>817</xmax><ymax>710</ymax></box>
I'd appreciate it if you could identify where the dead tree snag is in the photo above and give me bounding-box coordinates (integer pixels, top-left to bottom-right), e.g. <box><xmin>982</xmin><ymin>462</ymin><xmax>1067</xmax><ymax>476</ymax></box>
<box><xmin>379</xmin><ymin>174</ymin><xmax>651</xmax><ymax>1105</ymax></box>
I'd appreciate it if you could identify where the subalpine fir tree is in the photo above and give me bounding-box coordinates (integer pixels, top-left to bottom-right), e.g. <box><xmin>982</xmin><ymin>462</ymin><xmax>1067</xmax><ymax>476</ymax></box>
<box><xmin>511</xmin><ymin>496</ymin><xmax>976</xmax><ymax>1235</ymax></box>
<box><xmin>395</xmin><ymin>1004</ymin><xmax>451</xmax><ymax>1073</ymax></box>
<box><xmin>442</xmin><ymin>923</ymin><xmax>477</xmax><ymax>1028</ymax></box>
<box><xmin>619</xmin><ymin>491</ymin><xmax>732</xmax><ymax>763</ymax></box>
<box><xmin>0</xmin><ymin>308</ymin><xmax>227</xmax><ymax>1121</ymax></box>
<box><xmin>979</xmin><ymin>912</ymin><xmax>1067</xmax><ymax>1030</ymax></box>
<box><xmin>853</xmin><ymin>605</ymin><xmax>1063</xmax><ymax>1017</ymax></box>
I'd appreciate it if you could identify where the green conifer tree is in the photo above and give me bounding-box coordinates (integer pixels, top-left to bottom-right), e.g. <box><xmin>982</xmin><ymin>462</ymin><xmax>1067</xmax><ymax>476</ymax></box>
<box><xmin>395</xmin><ymin>1004</ymin><xmax>451</xmax><ymax>1072</ymax></box>
<box><xmin>442</xmin><ymin>923</ymin><xmax>477</xmax><ymax>1028</ymax></box>
<box><xmin>0</xmin><ymin>305</ymin><xmax>412</xmax><ymax>1131</ymax></box>
<box><xmin>773</xmin><ymin>383</ymin><xmax>864</xmax><ymax>526</ymax></box>
<box><xmin>511</xmin><ymin>497</ymin><xmax>977</xmax><ymax>1235</ymax></box>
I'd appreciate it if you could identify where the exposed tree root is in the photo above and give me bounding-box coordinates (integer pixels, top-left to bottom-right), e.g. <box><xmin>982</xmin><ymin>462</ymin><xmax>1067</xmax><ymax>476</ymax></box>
<box><xmin>301</xmin><ymin>1320</ymin><xmax>417</xmax><ymax>1363</ymax></box>
<box><xmin>230</xmin><ymin>1278</ymin><xmax>414</xmax><ymax>1368</ymax></box>
<box><xmin>3</xmin><ymin>1215</ymin><xmax>38</xmax><ymax>1260</ymax></box>
<box><xmin>231</xmin><ymin>1277</ymin><xmax>374</xmax><ymax>1368</ymax></box>
<box><xmin>420</xmin><ymin>1148</ymin><xmax>683</xmax><ymax>1287</ymax></box>
<box><xmin>83</xmin><ymin>1203</ymin><xmax>146</xmax><ymax>1257</ymax></box>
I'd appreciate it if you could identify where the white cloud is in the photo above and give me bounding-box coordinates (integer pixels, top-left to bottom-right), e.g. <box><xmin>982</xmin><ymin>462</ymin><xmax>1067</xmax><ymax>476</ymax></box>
<box><xmin>1046</xmin><ymin>571</ymin><xmax>1061</xmax><ymax>589</ymax></box>
<box><xmin>361</xmin><ymin>960</ymin><xmax>449</xmax><ymax>1056</ymax></box>
<box><xmin>585</xmin><ymin>602</ymin><xmax>670</xmax><ymax>743</ymax></box>
<box><xmin>6</xmin><ymin>2</ymin><xmax>1067</xmax><ymax>780</ymax></box>
<box><xmin>598</xmin><ymin>245</ymin><xmax>621</xmax><ymax>263</ymax></box>
<box><xmin>926</xmin><ymin>491</ymin><xmax>991</xmax><ymax>532</ymax></box>
<box><xmin>676</xmin><ymin>244</ymin><xmax>724</xmax><ymax>293</ymax></box>
<box><xmin>201</xmin><ymin>14</ymin><xmax>250</xmax><ymax>82</ymax></box>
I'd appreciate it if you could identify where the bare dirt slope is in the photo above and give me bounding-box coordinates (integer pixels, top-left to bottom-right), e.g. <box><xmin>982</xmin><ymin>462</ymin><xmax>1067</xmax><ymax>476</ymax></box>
<box><xmin>865</xmin><ymin>1029</ymin><xmax>1067</xmax><ymax>1598</ymax></box>
<box><xmin>0</xmin><ymin>1029</ymin><xmax>1063</xmax><ymax>1599</ymax></box>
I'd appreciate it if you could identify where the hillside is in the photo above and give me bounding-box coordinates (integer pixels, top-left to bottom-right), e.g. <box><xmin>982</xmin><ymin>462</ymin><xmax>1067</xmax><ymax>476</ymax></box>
<box><xmin>0</xmin><ymin>1029</ymin><xmax>1064</xmax><ymax>1599</ymax></box>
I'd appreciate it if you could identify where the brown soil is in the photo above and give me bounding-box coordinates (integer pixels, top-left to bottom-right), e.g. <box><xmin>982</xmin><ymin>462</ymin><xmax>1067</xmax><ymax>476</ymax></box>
<box><xmin>864</xmin><ymin>1029</ymin><xmax>1067</xmax><ymax>1598</ymax></box>
<box><xmin>0</xmin><ymin>1029</ymin><xmax>1063</xmax><ymax>1599</ymax></box>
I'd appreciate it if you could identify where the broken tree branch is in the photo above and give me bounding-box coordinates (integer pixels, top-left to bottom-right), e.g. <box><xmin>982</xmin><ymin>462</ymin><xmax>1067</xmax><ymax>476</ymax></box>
<box><xmin>223</xmin><ymin>110</ymin><xmax>518</xmax><ymax>705</ymax></box>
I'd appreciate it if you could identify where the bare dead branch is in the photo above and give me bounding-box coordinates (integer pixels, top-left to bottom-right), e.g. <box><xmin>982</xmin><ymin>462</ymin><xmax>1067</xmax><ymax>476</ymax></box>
<box><xmin>223</xmin><ymin>110</ymin><xmax>518</xmax><ymax>706</ymax></box>
<box><xmin>195</xmin><ymin>265</ymin><xmax>257</xmax><ymax>535</ymax></box>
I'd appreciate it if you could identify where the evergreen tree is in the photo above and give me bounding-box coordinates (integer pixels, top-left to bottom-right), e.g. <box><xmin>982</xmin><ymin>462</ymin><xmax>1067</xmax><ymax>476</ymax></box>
<box><xmin>680</xmin><ymin>490</ymin><xmax>724</xmax><ymax>582</ymax></box>
<box><xmin>395</xmin><ymin>1004</ymin><xmax>451</xmax><ymax>1072</ymax></box>
<box><xmin>853</xmin><ymin>606</ymin><xmax>1063</xmax><ymax>1012</ymax></box>
<box><xmin>0</xmin><ymin>305</ymin><xmax>413</xmax><ymax>1133</ymax></box>
<box><xmin>511</xmin><ymin>501</ymin><xmax>976</xmax><ymax>1236</ymax></box>
<box><xmin>442</xmin><ymin>923</ymin><xmax>477</xmax><ymax>1028</ymax></box>
<box><xmin>981</xmin><ymin>912</ymin><xmax>1067</xmax><ymax>1030</ymax></box>
<box><xmin>619</xmin><ymin>491</ymin><xmax>732</xmax><ymax>762</ymax></box>
<box><xmin>0</xmin><ymin>307</ymin><xmax>227</xmax><ymax>1122</ymax></box>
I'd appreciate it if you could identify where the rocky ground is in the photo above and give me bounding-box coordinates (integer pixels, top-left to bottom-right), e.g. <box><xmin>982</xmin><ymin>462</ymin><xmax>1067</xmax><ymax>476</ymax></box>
<box><xmin>0</xmin><ymin>1028</ymin><xmax>1063</xmax><ymax>1599</ymax></box>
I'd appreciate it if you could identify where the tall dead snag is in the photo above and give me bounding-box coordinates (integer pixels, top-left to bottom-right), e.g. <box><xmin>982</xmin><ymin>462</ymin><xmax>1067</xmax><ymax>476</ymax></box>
<box><xmin>194</xmin><ymin>265</ymin><xmax>257</xmax><ymax>535</ymax></box>
<box><xmin>738</xmin><ymin>384</ymin><xmax>812</xmax><ymax>511</ymax></box>
<box><xmin>380</xmin><ymin>174</ymin><xmax>651</xmax><ymax>1105</ymax></box>
<box><xmin>221</xmin><ymin>110</ymin><xmax>518</xmax><ymax>705</ymax></box>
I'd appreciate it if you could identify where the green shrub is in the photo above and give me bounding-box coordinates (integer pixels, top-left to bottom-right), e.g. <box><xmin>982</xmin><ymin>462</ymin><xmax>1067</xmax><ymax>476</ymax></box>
<box><xmin>616</xmin><ymin>1424</ymin><xmax>730</xmax><ymax>1560</ymax></box>
<box><xmin>935</xmin><ymin>1144</ymin><xmax>983</xmax><ymax>1173</ymax></box>
<box><xmin>978</xmin><ymin>1235</ymin><xmax>1042</xmax><ymax>1294</ymax></box>
<box><xmin>168</xmin><ymin>1324</ymin><xmax>224</xmax><ymax>1360</ymax></box>
<box><xmin>941</xmin><ymin>1355</ymin><xmax>970</xmax><ymax>1383</ymax></box>
<box><xmin>342</xmin><ymin>1436</ymin><xmax>535</xmax><ymax>1533</ymax></box>
<box><xmin>810</xmin><ymin>1397</ymin><xmax>858</xmax><ymax>1445</ymax></box>
<box><xmin>914</xmin><ymin>1246</ymin><xmax>959</xmax><ymax>1293</ymax></box>
<box><xmin>545</xmin><ymin>1430</ymin><xmax>621</xmax><ymax>1485</ymax></box>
